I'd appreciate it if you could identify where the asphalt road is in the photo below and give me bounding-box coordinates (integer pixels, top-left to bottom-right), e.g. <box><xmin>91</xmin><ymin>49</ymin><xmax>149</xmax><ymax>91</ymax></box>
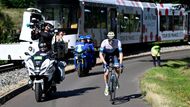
<box><xmin>2</xmin><ymin>50</ymin><xmax>190</xmax><ymax>107</ymax></box>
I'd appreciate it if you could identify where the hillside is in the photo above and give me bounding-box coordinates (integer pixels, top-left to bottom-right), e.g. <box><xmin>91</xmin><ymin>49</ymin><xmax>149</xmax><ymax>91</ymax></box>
<box><xmin>0</xmin><ymin>8</ymin><xmax>25</xmax><ymax>43</ymax></box>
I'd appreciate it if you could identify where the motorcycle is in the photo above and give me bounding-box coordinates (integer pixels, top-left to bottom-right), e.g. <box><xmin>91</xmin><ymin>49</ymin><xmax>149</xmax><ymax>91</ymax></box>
<box><xmin>24</xmin><ymin>51</ymin><xmax>57</xmax><ymax>102</ymax></box>
<box><xmin>74</xmin><ymin>47</ymin><xmax>89</xmax><ymax>77</ymax></box>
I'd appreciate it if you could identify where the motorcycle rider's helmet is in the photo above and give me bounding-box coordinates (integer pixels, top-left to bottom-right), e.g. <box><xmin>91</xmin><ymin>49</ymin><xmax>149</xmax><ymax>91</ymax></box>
<box><xmin>86</xmin><ymin>35</ymin><xmax>92</xmax><ymax>43</ymax></box>
<box><xmin>39</xmin><ymin>42</ymin><xmax>48</xmax><ymax>52</ymax></box>
<box><xmin>79</xmin><ymin>35</ymin><xmax>86</xmax><ymax>43</ymax></box>
<box><xmin>86</xmin><ymin>35</ymin><xmax>92</xmax><ymax>40</ymax></box>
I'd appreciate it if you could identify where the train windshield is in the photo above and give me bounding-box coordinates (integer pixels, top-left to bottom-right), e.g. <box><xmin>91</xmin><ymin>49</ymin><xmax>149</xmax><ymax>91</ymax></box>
<box><xmin>42</xmin><ymin>6</ymin><xmax>79</xmax><ymax>29</ymax></box>
<box><xmin>37</xmin><ymin>0</ymin><xmax>80</xmax><ymax>34</ymax></box>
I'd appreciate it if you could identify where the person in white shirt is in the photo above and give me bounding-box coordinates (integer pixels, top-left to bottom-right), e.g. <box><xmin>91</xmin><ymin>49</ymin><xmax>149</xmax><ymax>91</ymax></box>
<box><xmin>99</xmin><ymin>31</ymin><xmax>123</xmax><ymax>96</ymax></box>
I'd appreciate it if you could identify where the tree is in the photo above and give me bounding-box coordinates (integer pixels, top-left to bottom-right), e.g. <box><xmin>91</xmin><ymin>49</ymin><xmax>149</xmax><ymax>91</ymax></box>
<box><xmin>0</xmin><ymin>10</ymin><xmax>14</xmax><ymax>43</ymax></box>
<box><xmin>0</xmin><ymin>0</ymin><xmax>36</xmax><ymax>8</ymax></box>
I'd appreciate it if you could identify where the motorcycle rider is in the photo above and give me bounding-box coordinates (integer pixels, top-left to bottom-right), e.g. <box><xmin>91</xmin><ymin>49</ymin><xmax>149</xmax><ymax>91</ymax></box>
<box><xmin>85</xmin><ymin>35</ymin><xmax>96</xmax><ymax>67</ymax></box>
<box><xmin>31</xmin><ymin>23</ymin><xmax>64</xmax><ymax>83</ymax></box>
<box><xmin>27</xmin><ymin>42</ymin><xmax>50</xmax><ymax>85</ymax></box>
<box><xmin>74</xmin><ymin>35</ymin><xmax>87</xmax><ymax>70</ymax></box>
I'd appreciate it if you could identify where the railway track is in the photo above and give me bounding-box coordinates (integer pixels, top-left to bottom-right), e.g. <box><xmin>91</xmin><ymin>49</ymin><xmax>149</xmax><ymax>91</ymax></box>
<box><xmin>0</xmin><ymin>42</ymin><xmax>188</xmax><ymax>74</ymax></box>
<box><xmin>0</xmin><ymin>63</ymin><xmax>23</xmax><ymax>74</ymax></box>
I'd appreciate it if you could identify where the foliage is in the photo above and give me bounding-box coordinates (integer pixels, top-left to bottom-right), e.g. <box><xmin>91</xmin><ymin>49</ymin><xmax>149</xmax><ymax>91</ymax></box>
<box><xmin>0</xmin><ymin>0</ymin><xmax>35</xmax><ymax>8</ymax></box>
<box><xmin>0</xmin><ymin>8</ymin><xmax>24</xmax><ymax>43</ymax></box>
<box><xmin>140</xmin><ymin>58</ymin><xmax>190</xmax><ymax>107</ymax></box>
<box><xmin>0</xmin><ymin>10</ymin><xmax>14</xmax><ymax>43</ymax></box>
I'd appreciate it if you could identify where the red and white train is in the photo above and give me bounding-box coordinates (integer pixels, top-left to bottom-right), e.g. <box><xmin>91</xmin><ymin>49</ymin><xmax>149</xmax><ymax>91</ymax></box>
<box><xmin>0</xmin><ymin>0</ymin><xmax>188</xmax><ymax>61</ymax></box>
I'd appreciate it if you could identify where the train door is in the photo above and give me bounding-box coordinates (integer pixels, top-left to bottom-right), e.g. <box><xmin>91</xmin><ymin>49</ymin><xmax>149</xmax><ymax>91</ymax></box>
<box><xmin>83</xmin><ymin>3</ymin><xmax>108</xmax><ymax>47</ymax></box>
<box><xmin>117</xmin><ymin>1</ymin><xmax>142</xmax><ymax>44</ymax></box>
<box><xmin>141</xmin><ymin>2</ymin><xmax>157</xmax><ymax>42</ymax></box>
<box><xmin>108</xmin><ymin>8</ymin><xmax>117</xmax><ymax>38</ymax></box>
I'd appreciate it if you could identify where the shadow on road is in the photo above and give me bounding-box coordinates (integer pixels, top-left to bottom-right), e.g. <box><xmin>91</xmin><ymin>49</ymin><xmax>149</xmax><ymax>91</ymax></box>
<box><xmin>139</xmin><ymin>57</ymin><xmax>190</xmax><ymax>68</ymax></box>
<box><xmin>139</xmin><ymin>59</ymin><xmax>174</xmax><ymax>63</ymax></box>
<box><xmin>86</xmin><ymin>71</ymin><xmax>104</xmax><ymax>77</ymax></box>
<box><xmin>44</xmin><ymin>86</ymin><xmax>99</xmax><ymax>101</ymax></box>
<box><xmin>113</xmin><ymin>93</ymin><xmax>143</xmax><ymax>105</ymax></box>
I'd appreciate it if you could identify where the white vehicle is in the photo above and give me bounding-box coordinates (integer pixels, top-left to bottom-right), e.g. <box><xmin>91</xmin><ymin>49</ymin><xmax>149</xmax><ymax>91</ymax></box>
<box><xmin>24</xmin><ymin>51</ymin><xmax>56</xmax><ymax>102</ymax></box>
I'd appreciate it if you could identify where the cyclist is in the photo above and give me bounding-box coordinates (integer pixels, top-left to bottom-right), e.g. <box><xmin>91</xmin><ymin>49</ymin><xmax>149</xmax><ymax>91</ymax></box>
<box><xmin>151</xmin><ymin>44</ymin><xmax>161</xmax><ymax>67</ymax></box>
<box><xmin>99</xmin><ymin>31</ymin><xmax>123</xmax><ymax>96</ymax></box>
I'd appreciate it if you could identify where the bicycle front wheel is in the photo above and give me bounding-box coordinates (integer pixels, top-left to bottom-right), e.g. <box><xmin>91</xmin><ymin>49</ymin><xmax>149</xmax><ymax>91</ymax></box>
<box><xmin>109</xmin><ymin>76</ymin><xmax>116</xmax><ymax>103</ymax></box>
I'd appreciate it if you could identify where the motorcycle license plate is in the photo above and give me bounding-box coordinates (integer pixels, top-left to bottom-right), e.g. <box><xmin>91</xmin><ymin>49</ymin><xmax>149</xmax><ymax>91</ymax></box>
<box><xmin>34</xmin><ymin>56</ymin><xmax>43</xmax><ymax>60</ymax></box>
<box><xmin>34</xmin><ymin>79</ymin><xmax>43</xmax><ymax>83</ymax></box>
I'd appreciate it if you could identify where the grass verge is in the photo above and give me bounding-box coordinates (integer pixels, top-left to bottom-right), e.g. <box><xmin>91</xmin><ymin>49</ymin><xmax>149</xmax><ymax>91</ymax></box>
<box><xmin>140</xmin><ymin>58</ymin><xmax>190</xmax><ymax>107</ymax></box>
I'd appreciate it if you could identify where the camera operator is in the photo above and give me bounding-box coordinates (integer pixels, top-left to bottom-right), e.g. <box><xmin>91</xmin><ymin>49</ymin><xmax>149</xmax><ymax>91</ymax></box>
<box><xmin>31</xmin><ymin>22</ymin><xmax>53</xmax><ymax>51</ymax></box>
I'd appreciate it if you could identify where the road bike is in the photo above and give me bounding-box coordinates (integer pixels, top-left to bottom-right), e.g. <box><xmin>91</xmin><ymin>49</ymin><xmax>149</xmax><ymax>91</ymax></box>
<box><xmin>107</xmin><ymin>64</ymin><xmax>119</xmax><ymax>104</ymax></box>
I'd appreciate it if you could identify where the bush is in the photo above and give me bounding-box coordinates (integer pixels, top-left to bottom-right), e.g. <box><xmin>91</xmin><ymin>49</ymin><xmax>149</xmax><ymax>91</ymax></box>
<box><xmin>0</xmin><ymin>8</ymin><xmax>24</xmax><ymax>43</ymax></box>
<box><xmin>0</xmin><ymin>0</ymin><xmax>36</xmax><ymax>8</ymax></box>
<box><xmin>0</xmin><ymin>10</ymin><xmax>14</xmax><ymax>43</ymax></box>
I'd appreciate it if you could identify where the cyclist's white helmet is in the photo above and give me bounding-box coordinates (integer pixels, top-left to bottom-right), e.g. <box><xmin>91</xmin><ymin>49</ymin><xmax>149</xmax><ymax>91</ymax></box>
<box><xmin>107</xmin><ymin>31</ymin><xmax>115</xmax><ymax>40</ymax></box>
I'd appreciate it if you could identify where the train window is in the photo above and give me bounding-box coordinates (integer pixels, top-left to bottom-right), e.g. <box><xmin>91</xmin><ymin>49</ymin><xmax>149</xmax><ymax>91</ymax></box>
<box><xmin>119</xmin><ymin>13</ymin><xmax>140</xmax><ymax>32</ymax></box>
<box><xmin>173</xmin><ymin>16</ymin><xmax>183</xmax><ymax>30</ymax></box>
<box><xmin>160</xmin><ymin>15</ymin><xmax>183</xmax><ymax>31</ymax></box>
<box><xmin>84</xmin><ymin>6</ymin><xmax>107</xmax><ymax>29</ymax></box>
<box><xmin>160</xmin><ymin>16</ymin><xmax>167</xmax><ymax>31</ymax></box>
<box><xmin>160</xmin><ymin>16</ymin><xmax>173</xmax><ymax>31</ymax></box>
<box><xmin>168</xmin><ymin>16</ymin><xmax>173</xmax><ymax>30</ymax></box>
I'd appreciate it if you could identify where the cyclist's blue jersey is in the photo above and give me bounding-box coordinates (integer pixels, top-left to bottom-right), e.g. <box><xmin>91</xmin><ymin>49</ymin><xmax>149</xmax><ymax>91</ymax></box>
<box><xmin>99</xmin><ymin>39</ymin><xmax>122</xmax><ymax>56</ymax></box>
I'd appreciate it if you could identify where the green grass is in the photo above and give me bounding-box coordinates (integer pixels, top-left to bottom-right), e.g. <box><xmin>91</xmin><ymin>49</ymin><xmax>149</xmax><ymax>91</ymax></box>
<box><xmin>140</xmin><ymin>58</ymin><xmax>190</xmax><ymax>107</ymax></box>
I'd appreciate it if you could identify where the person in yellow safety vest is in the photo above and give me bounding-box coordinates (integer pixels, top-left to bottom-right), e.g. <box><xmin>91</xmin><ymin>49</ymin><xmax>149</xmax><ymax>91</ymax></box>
<box><xmin>151</xmin><ymin>45</ymin><xmax>161</xmax><ymax>67</ymax></box>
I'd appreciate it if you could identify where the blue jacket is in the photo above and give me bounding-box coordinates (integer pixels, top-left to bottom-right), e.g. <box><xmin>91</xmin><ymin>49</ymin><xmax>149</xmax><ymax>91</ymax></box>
<box><xmin>75</xmin><ymin>42</ymin><xmax>87</xmax><ymax>53</ymax></box>
<box><xmin>85</xmin><ymin>42</ymin><xmax>95</xmax><ymax>53</ymax></box>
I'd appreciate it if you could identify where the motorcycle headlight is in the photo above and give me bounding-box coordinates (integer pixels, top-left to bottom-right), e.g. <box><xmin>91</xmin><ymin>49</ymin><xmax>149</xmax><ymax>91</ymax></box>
<box><xmin>75</xmin><ymin>56</ymin><xmax>78</xmax><ymax>59</ymax></box>
<box><xmin>29</xmin><ymin>67</ymin><xmax>34</xmax><ymax>71</ymax></box>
